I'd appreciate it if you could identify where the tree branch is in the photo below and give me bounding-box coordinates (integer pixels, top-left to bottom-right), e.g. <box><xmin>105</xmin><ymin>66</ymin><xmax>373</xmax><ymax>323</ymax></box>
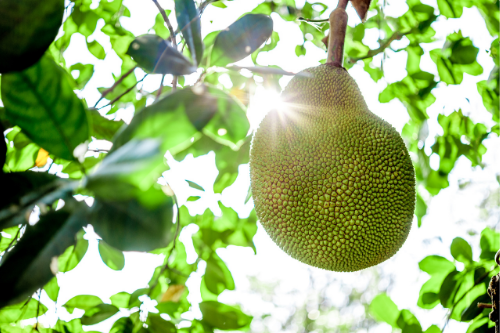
<box><xmin>298</xmin><ymin>16</ymin><xmax>329</xmax><ymax>23</ymax></box>
<box><xmin>151</xmin><ymin>0</ymin><xmax>178</xmax><ymax>90</ymax></box>
<box><xmin>99</xmin><ymin>74</ymin><xmax>148</xmax><ymax>110</ymax></box>
<box><xmin>348</xmin><ymin>31</ymin><xmax>410</xmax><ymax>63</ymax></box>
<box><xmin>94</xmin><ymin>66</ymin><xmax>137</xmax><ymax>108</ymax></box>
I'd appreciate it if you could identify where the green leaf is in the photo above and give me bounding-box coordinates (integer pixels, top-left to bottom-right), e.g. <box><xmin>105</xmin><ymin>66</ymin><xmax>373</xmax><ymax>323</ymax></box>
<box><xmin>110</xmin><ymin>292</ymin><xmax>131</xmax><ymax>308</ymax></box>
<box><xmin>424</xmin><ymin>325</ymin><xmax>441</xmax><ymax>333</ymax></box>
<box><xmin>147</xmin><ymin>313</ymin><xmax>177</xmax><ymax>333</ymax></box>
<box><xmin>98</xmin><ymin>240</ymin><xmax>125</xmax><ymax>271</ymax></box>
<box><xmin>89</xmin><ymin>109</ymin><xmax>125</xmax><ymax>141</ymax></box>
<box><xmin>397</xmin><ymin>310</ymin><xmax>422</xmax><ymax>333</ymax></box>
<box><xmin>126</xmin><ymin>35</ymin><xmax>196</xmax><ymax>75</ymax></box>
<box><xmin>112</xmin><ymin>85</ymin><xmax>218</xmax><ymax>154</ymax></box>
<box><xmin>437</xmin><ymin>0</ymin><xmax>464</xmax><ymax>18</ymax></box>
<box><xmin>202</xmin><ymin>86</ymin><xmax>249</xmax><ymax>150</ymax></box>
<box><xmin>211</xmin><ymin>14</ymin><xmax>273</xmax><ymax>67</ymax></box>
<box><xmin>87</xmin><ymin>40</ymin><xmax>106</xmax><ymax>60</ymax></box>
<box><xmin>63</xmin><ymin>295</ymin><xmax>103</xmax><ymax>314</ymax></box>
<box><xmin>450</xmin><ymin>237</ymin><xmax>473</xmax><ymax>263</ymax></box>
<box><xmin>415</xmin><ymin>193</ymin><xmax>427</xmax><ymax>227</ymax></box>
<box><xmin>44</xmin><ymin>277</ymin><xmax>60</xmax><ymax>302</ymax></box>
<box><xmin>187</xmin><ymin>196</ymin><xmax>201</xmax><ymax>202</ymax></box>
<box><xmin>0</xmin><ymin>199</ymin><xmax>88</xmax><ymax>307</ymax></box>
<box><xmin>53</xmin><ymin>319</ymin><xmax>85</xmax><ymax>333</ymax></box>
<box><xmin>186</xmin><ymin>180</ymin><xmax>205</xmax><ymax>191</ymax></box>
<box><xmin>0</xmin><ymin>0</ymin><xmax>64</xmax><ymax>73</ymax></box>
<box><xmin>69</xmin><ymin>63</ymin><xmax>95</xmax><ymax>90</ymax></box>
<box><xmin>175</xmin><ymin>0</ymin><xmax>203</xmax><ymax>66</ymax></box>
<box><xmin>0</xmin><ymin>121</ymin><xmax>6</xmax><ymax>170</ymax></box>
<box><xmin>199</xmin><ymin>301</ymin><xmax>252</xmax><ymax>330</ymax></box>
<box><xmin>419</xmin><ymin>256</ymin><xmax>456</xmax><ymax>275</ymax></box>
<box><xmin>110</xmin><ymin>317</ymin><xmax>134</xmax><ymax>333</ymax></box>
<box><xmin>1</xmin><ymin>55</ymin><xmax>90</xmax><ymax>160</ymax></box>
<box><xmin>86</xmin><ymin>139</ymin><xmax>167</xmax><ymax>203</ymax></box>
<box><xmin>438</xmin><ymin>271</ymin><xmax>461</xmax><ymax>308</ymax></box>
<box><xmin>128</xmin><ymin>288</ymin><xmax>148</xmax><ymax>308</ymax></box>
<box><xmin>204</xmin><ymin>253</ymin><xmax>235</xmax><ymax>295</ymax></box>
<box><xmin>0</xmin><ymin>299</ymin><xmax>48</xmax><ymax>323</ymax></box>
<box><xmin>81</xmin><ymin>304</ymin><xmax>119</xmax><ymax>325</ymax></box>
<box><xmin>90</xmin><ymin>190</ymin><xmax>175</xmax><ymax>252</ymax></box>
<box><xmin>369</xmin><ymin>293</ymin><xmax>400</xmax><ymax>328</ymax></box>
<box><xmin>479</xmin><ymin>227</ymin><xmax>500</xmax><ymax>260</ymax></box>
<box><xmin>58</xmin><ymin>229</ymin><xmax>89</xmax><ymax>273</ymax></box>
<box><xmin>152</xmin><ymin>12</ymin><xmax>171</xmax><ymax>40</ymax></box>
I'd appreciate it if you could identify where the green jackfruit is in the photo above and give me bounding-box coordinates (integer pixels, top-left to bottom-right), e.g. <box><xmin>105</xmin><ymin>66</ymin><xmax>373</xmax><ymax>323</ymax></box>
<box><xmin>249</xmin><ymin>64</ymin><xmax>416</xmax><ymax>272</ymax></box>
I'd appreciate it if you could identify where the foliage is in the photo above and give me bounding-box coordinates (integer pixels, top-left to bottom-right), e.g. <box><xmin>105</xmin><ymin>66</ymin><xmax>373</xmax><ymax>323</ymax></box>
<box><xmin>0</xmin><ymin>0</ymin><xmax>498</xmax><ymax>332</ymax></box>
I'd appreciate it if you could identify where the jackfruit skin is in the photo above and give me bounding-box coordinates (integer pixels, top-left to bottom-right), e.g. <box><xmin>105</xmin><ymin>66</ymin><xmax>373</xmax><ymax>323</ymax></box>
<box><xmin>249</xmin><ymin>64</ymin><xmax>415</xmax><ymax>272</ymax></box>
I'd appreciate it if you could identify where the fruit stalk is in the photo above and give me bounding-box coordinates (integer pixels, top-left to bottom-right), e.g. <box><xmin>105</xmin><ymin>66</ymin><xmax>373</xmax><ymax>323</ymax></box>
<box><xmin>327</xmin><ymin>0</ymin><xmax>349</xmax><ymax>67</ymax></box>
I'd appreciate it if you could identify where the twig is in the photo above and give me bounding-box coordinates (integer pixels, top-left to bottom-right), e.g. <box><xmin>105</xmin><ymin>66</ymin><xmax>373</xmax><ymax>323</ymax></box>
<box><xmin>348</xmin><ymin>30</ymin><xmax>411</xmax><ymax>63</ymax></box>
<box><xmin>151</xmin><ymin>0</ymin><xmax>176</xmax><ymax>45</ymax></box>
<box><xmin>35</xmin><ymin>290</ymin><xmax>41</xmax><ymax>332</ymax></box>
<box><xmin>88</xmin><ymin>148</ymin><xmax>109</xmax><ymax>153</ymax></box>
<box><xmin>98</xmin><ymin>74</ymin><xmax>148</xmax><ymax>109</ymax></box>
<box><xmin>156</xmin><ymin>75</ymin><xmax>165</xmax><ymax>99</ymax></box>
<box><xmin>94</xmin><ymin>66</ymin><xmax>137</xmax><ymax>108</ymax></box>
<box><xmin>298</xmin><ymin>16</ymin><xmax>329</xmax><ymax>22</ymax></box>
<box><xmin>478</xmin><ymin>303</ymin><xmax>493</xmax><ymax>309</ymax></box>
<box><xmin>148</xmin><ymin>190</ymin><xmax>183</xmax><ymax>296</ymax></box>
<box><xmin>151</xmin><ymin>0</ymin><xmax>178</xmax><ymax>90</ymax></box>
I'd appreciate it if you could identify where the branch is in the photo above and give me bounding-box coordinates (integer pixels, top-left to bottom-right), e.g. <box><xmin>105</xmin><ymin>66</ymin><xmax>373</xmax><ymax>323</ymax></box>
<box><xmin>298</xmin><ymin>16</ymin><xmax>329</xmax><ymax>23</ymax></box>
<box><xmin>348</xmin><ymin>30</ymin><xmax>410</xmax><ymax>63</ymax></box>
<box><xmin>151</xmin><ymin>0</ymin><xmax>178</xmax><ymax>90</ymax></box>
<box><xmin>151</xmin><ymin>0</ymin><xmax>176</xmax><ymax>46</ymax></box>
<box><xmin>94</xmin><ymin>66</ymin><xmax>137</xmax><ymax>108</ymax></box>
<box><xmin>98</xmin><ymin>74</ymin><xmax>148</xmax><ymax>110</ymax></box>
<box><xmin>156</xmin><ymin>74</ymin><xmax>165</xmax><ymax>99</ymax></box>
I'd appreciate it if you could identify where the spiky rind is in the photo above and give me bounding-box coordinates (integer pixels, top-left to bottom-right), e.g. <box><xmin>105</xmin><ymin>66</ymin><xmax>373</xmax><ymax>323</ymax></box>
<box><xmin>250</xmin><ymin>64</ymin><xmax>415</xmax><ymax>272</ymax></box>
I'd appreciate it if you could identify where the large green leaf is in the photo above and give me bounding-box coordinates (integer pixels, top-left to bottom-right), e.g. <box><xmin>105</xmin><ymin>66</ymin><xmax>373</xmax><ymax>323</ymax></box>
<box><xmin>0</xmin><ymin>199</ymin><xmax>88</xmax><ymax>307</ymax></box>
<box><xmin>90</xmin><ymin>189</ymin><xmax>175</xmax><ymax>252</ymax></box>
<box><xmin>112</xmin><ymin>86</ymin><xmax>219</xmax><ymax>154</ymax></box>
<box><xmin>86</xmin><ymin>139</ymin><xmax>166</xmax><ymax>203</ymax></box>
<box><xmin>0</xmin><ymin>0</ymin><xmax>64</xmax><ymax>73</ymax></box>
<box><xmin>1</xmin><ymin>55</ymin><xmax>90</xmax><ymax>160</ymax></box>
<box><xmin>211</xmin><ymin>14</ymin><xmax>273</xmax><ymax>67</ymax></box>
<box><xmin>126</xmin><ymin>35</ymin><xmax>196</xmax><ymax>75</ymax></box>
<box><xmin>199</xmin><ymin>301</ymin><xmax>252</xmax><ymax>330</ymax></box>
<box><xmin>175</xmin><ymin>0</ymin><xmax>203</xmax><ymax>66</ymax></box>
<box><xmin>369</xmin><ymin>293</ymin><xmax>400</xmax><ymax>328</ymax></box>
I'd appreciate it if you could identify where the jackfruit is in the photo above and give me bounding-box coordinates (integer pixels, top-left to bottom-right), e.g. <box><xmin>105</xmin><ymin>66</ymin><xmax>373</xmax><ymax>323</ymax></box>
<box><xmin>249</xmin><ymin>64</ymin><xmax>415</xmax><ymax>272</ymax></box>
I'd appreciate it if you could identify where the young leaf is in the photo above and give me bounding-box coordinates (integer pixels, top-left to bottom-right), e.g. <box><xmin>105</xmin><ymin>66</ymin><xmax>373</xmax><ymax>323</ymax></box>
<box><xmin>69</xmin><ymin>63</ymin><xmax>95</xmax><ymax>90</ymax></box>
<box><xmin>63</xmin><ymin>295</ymin><xmax>103</xmax><ymax>314</ymax></box>
<box><xmin>187</xmin><ymin>196</ymin><xmax>201</xmax><ymax>201</ymax></box>
<box><xmin>87</xmin><ymin>40</ymin><xmax>106</xmax><ymax>60</ymax></box>
<box><xmin>204</xmin><ymin>253</ymin><xmax>235</xmax><ymax>295</ymax></box>
<box><xmin>81</xmin><ymin>304</ymin><xmax>119</xmax><ymax>325</ymax></box>
<box><xmin>186</xmin><ymin>180</ymin><xmax>205</xmax><ymax>191</ymax></box>
<box><xmin>110</xmin><ymin>317</ymin><xmax>134</xmax><ymax>333</ymax></box>
<box><xmin>175</xmin><ymin>0</ymin><xmax>204</xmax><ymax>66</ymax></box>
<box><xmin>0</xmin><ymin>0</ymin><xmax>64</xmax><ymax>73</ymax></box>
<box><xmin>1</xmin><ymin>55</ymin><xmax>90</xmax><ymax>160</ymax></box>
<box><xmin>211</xmin><ymin>14</ymin><xmax>273</xmax><ymax>67</ymax></box>
<box><xmin>44</xmin><ymin>276</ymin><xmax>60</xmax><ymax>302</ymax></box>
<box><xmin>58</xmin><ymin>229</ymin><xmax>89</xmax><ymax>273</ymax></box>
<box><xmin>110</xmin><ymin>292</ymin><xmax>131</xmax><ymax>308</ymax></box>
<box><xmin>0</xmin><ymin>200</ymin><xmax>88</xmax><ymax>307</ymax></box>
<box><xmin>98</xmin><ymin>240</ymin><xmax>125</xmax><ymax>271</ymax></box>
<box><xmin>199</xmin><ymin>301</ymin><xmax>252</xmax><ymax>330</ymax></box>
<box><xmin>450</xmin><ymin>237</ymin><xmax>473</xmax><ymax>264</ymax></box>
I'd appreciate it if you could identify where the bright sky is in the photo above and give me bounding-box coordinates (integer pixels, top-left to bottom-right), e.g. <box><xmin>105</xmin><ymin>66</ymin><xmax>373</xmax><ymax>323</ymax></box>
<box><xmin>23</xmin><ymin>0</ymin><xmax>500</xmax><ymax>332</ymax></box>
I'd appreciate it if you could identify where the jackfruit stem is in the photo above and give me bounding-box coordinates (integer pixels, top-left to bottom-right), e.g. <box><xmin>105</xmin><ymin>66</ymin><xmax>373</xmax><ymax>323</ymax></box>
<box><xmin>326</xmin><ymin>0</ymin><xmax>348</xmax><ymax>67</ymax></box>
